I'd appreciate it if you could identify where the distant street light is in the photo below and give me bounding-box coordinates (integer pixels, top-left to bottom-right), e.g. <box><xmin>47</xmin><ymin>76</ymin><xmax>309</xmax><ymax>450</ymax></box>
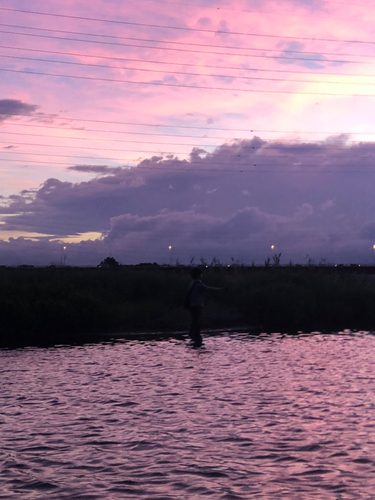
<box><xmin>61</xmin><ymin>245</ymin><xmax>67</xmax><ymax>266</ymax></box>
<box><xmin>270</xmin><ymin>245</ymin><xmax>275</xmax><ymax>250</ymax></box>
<box><xmin>168</xmin><ymin>245</ymin><xmax>172</xmax><ymax>266</ymax></box>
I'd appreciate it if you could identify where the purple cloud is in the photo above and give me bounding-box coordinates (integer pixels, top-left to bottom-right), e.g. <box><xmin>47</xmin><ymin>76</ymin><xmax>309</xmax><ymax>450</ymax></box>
<box><xmin>1</xmin><ymin>136</ymin><xmax>375</xmax><ymax>265</ymax></box>
<box><xmin>0</xmin><ymin>99</ymin><xmax>38</xmax><ymax>122</ymax></box>
<box><xmin>68</xmin><ymin>165</ymin><xmax>124</xmax><ymax>174</ymax></box>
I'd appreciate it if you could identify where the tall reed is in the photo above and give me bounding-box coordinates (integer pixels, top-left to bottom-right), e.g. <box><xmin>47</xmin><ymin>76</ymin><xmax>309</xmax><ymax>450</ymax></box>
<box><xmin>1</xmin><ymin>266</ymin><xmax>374</xmax><ymax>346</ymax></box>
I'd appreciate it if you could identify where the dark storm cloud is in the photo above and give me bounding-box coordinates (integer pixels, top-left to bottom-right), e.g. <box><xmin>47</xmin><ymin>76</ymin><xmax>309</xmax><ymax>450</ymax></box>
<box><xmin>2</xmin><ymin>136</ymin><xmax>375</xmax><ymax>265</ymax></box>
<box><xmin>0</xmin><ymin>99</ymin><xmax>38</xmax><ymax>122</ymax></box>
<box><xmin>68</xmin><ymin>165</ymin><xmax>125</xmax><ymax>174</ymax></box>
<box><xmin>105</xmin><ymin>206</ymin><xmax>283</xmax><ymax>253</ymax></box>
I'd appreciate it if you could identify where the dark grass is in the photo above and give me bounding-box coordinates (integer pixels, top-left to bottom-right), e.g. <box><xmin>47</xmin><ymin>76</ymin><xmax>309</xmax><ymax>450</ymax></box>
<box><xmin>1</xmin><ymin>266</ymin><xmax>375</xmax><ymax>347</ymax></box>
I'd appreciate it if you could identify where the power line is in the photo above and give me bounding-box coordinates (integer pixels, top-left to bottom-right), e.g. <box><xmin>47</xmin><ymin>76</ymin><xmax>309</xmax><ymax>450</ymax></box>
<box><xmin>2</xmin><ymin>156</ymin><xmax>375</xmax><ymax>173</ymax></box>
<box><xmin>0</xmin><ymin>129</ymin><xmax>227</xmax><ymax>146</ymax></box>
<box><xmin>1</xmin><ymin>7</ymin><xmax>375</xmax><ymax>45</ymax></box>
<box><xmin>3</xmin><ymin>53</ymin><xmax>375</xmax><ymax>87</ymax></box>
<box><xmin>0</xmin><ymin>29</ymin><xmax>371</xmax><ymax>66</ymax></box>
<box><xmin>0</xmin><ymin>137</ymin><xmax>212</xmax><ymax>155</ymax></box>
<box><xmin>7</xmin><ymin>121</ymin><xmax>375</xmax><ymax>142</ymax></box>
<box><xmin>3</xmin><ymin>44</ymin><xmax>375</xmax><ymax>79</ymax></box>
<box><xmin>3</xmin><ymin>131</ymin><xmax>375</xmax><ymax>151</ymax></box>
<box><xmin>0</xmin><ymin>150</ymin><xmax>139</xmax><ymax>162</ymax></box>
<box><xmin>2</xmin><ymin>23</ymin><xmax>374</xmax><ymax>60</ymax></box>
<box><xmin>0</xmin><ymin>138</ymin><xmax>173</xmax><ymax>154</ymax></box>
<box><xmin>2</xmin><ymin>110</ymin><xmax>375</xmax><ymax>136</ymax></box>
<box><xmin>0</xmin><ymin>121</ymin><xmax>246</xmax><ymax>140</ymax></box>
<box><xmin>3</xmin><ymin>144</ymin><xmax>375</xmax><ymax>160</ymax></box>
<box><xmin>2</xmin><ymin>67</ymin><xmax>375</xmax><ymax>97</ymax></box>
<box><xmin>3</xmin><ymin>134</ymin><xmax>375</xmax><ymax>155</ymax></box>
<box><xmin>5</xmin><ymin>147</ymin><xmax>375</xmax><ymax>163</ymax></box>
<box><xmin>0</xmin><ymin>122</ymin><xmax>232</xmax><ymax>141</ymax></box>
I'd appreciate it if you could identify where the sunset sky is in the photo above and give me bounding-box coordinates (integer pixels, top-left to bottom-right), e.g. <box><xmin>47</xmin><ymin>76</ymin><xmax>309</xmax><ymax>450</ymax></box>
<box><xmin>1</xmin><ymin>0</ymin><xmax>375</xmax><ymax>266</ymax></box>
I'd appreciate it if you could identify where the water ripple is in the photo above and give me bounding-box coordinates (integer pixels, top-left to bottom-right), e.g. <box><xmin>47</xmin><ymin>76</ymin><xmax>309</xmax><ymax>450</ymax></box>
<box><xmin>1</xmin><ymin>332</ymin><xmax>375</xmax><ymax>498</ymax></box>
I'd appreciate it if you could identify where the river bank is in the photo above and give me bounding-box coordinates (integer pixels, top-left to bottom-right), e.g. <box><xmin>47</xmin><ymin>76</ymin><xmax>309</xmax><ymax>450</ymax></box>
<box><xmin>1</xmin><ymin>265</ymin><xmax>375</xmax><ymax>347</ymax></box>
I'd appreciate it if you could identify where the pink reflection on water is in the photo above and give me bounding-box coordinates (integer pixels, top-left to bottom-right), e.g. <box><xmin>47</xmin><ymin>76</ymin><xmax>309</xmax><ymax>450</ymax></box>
<box><xmin>1</xmin><ymin>332</ymin><xmax>375</xmax><ymax>498</ymax></box>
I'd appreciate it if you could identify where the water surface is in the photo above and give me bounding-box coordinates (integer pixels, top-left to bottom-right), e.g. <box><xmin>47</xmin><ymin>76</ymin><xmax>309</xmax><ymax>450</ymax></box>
<box><xmin>1</xmin><ymin>332</ymin><xmax>375</xmax><ymax>499</ymax></box>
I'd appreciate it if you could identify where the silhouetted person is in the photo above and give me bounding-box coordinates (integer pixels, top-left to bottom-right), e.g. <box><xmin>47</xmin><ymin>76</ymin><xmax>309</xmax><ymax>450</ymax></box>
<box><xmin>187</xmin><ymin>267</ymin><xmax>222</xmax><ymax>347</ymax></box>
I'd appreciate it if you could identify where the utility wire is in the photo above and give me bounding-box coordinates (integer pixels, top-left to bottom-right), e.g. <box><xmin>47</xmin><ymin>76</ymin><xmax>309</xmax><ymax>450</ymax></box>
<box><xmin>0</xmin><ymin>129</ymin><xmax>229</xmax><ymax>146</ymax></box>
<box><xmin>1</xmin><ymin>123</ymin><xmax>233</xmax><ymax>141</ymax></box>
<box><xmin>2</xmin><ymin>156</ymin><xmax>375</xmax><ymax>173</ymax></box>
<box><xmin>2</xmin><ymin>67</ymin><xmax>375</xmax><ymax>97</ymax></box>
<box><xmin>0</xmin><ymin>138</ymin><xmax>182</xmax><ymax>154</ymax></box>
<box><xmin>2</xmin><ymin>23</ymin><xmax>375</xmax><ymax>60</ymax></box>
<box><xmin>6</xmin><ymin>121</ymin><xmax>375</xmax><ymax>142</ymax></box>
<box><xmin>5</xmin><ymin>146</ymin><xmax>375</xmax><ymax>162</ymax></box>
<box><xmin>2</xmin><ymin>110</ymin><xmax>375</xmax><ymax>136</ymax></box>
<box><xmin>0</xmin><ymin>121</ymin><xmax>257</xmax><ymax>140</ymax></box>
<box><xmin>1</xmin><ymin>7</ymin><xmax>375</xmax><ymax>45</ymax></box>
<box><xmin>4</xmin><ymin>149</ymin><xmax>375</xmax><ymax>162</ymax></box>
<box><xmin>3</xmin><ymin>53</ymin><xmax>375</xmax><ymax>87</ymax></box>
<box><xmin>3</xmin><ymin>131</ymin><xmax>375</xmax><ymax>149</ymax></box>
<box><xmin>0</xmin><ymin>131</ymin><xmax>239</xmax><ymax>148</ymax></box>
<box><xmin>0</xmin><ymin>29</ymin><xmax>371</xmax><ymax>65</ymax></box>
<box><xmin>3</xmin><ymin>45</ymin><xmax>375</xmax><ymax>79</ymax></box>
<box><xmin>3</xmin><ymin>142</ymin><xmax>375</xmax><ymax>156</ymax></box>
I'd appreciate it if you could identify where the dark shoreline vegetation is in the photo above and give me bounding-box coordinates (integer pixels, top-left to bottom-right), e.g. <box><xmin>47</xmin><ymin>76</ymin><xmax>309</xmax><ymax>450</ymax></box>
<box><xmin>1</xmin><ymin>265</ymin><xmax>375</xmax><ymax>348</ymax></box>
